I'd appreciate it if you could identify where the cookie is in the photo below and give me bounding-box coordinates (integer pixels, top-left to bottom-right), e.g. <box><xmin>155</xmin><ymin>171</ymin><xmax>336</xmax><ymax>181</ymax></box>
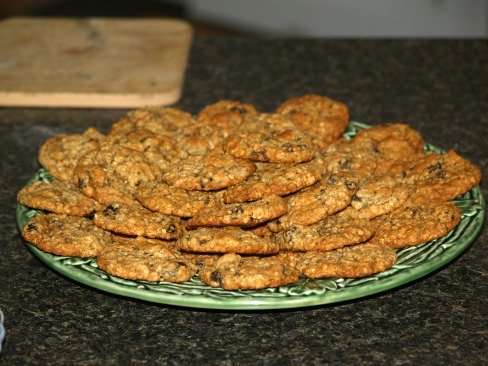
<box><xmin>73</xmin><ymin>143</ymin><xmax>160</xmax><ymax>205</ymax></box>
<box><xmin>199</xmin><ymin>253</ymin><xmax>300</xmax><ymax>290</ymax></box>
<box><xmin>349</xmin><ymin>175</ymin><xmax>410</xmax><ymax>219</ymax></box>
<box><xmin>396</xmin><ymin>150</ymin><xmax>482</xmax><ymax>202</ymax></box>
<box><xmin>21</xmin><ymin>213</ymin><xmax>113</xmax><ymax>257</ymax></box>
<box><xmin>222</xmin><ymin>113</ymin><xmax>316</xmax><ymax>163</ymax></box>
<box><xmin>108</xmin><ymin>128</ymin><xmax>182</xmax><ymax>170</ymax></box>
<box><xmin>267</xmin><ymin>173</ymin><xmax>359</xmax><ymax>232</ymax></box>
<box><xmin>108</xmin><ymin>106</ymin><xmax>194</xmax><ymax>137</ymax></box>
<box><xmin>161</xmin><ymin>148</ymin><xmax>256</xmax><ymax>191</ymax></box>
<box><xmin>177</xmin><ymin>227</ymin><xmax>279</xmax><ymax>255</ymax></box>
<box><xmin>38</xmin><ymin>127</ymin><xmax>105</xmax><ymax>181</ymax></box>
<box><xmin>17</xmin><ymin>179</ymin><xmax>102</xmax><ymax>217</ymax></box>
<box><xmin>272</xmin><ymin>213</ymin><xmax>374</xmax><ymax>252</ymax></box>
<box><xmin>370</xmin><ymin>201</ymin><xmax>461</xmax><ymax>248</ymax></box>
<box><xmin>186</xmin><ymin>195</ymin><xmax>287</xmax><ymax>228</ymax></box>
<box><xmin>223</xmin><ymin>160</ymin><xmax>323</xmax><ymax>203</ymax></box>
<box><xmin>96</xmin><ymin>241</ymin><xmax>196</xmax><ymax>283</ymax></box>
<box><xmin>297</xmin><ymin>243</ymin><xmax>397</xmax><ymax>279</ymax></box>
<box><xmin>111</xmin><ymin>233</ymin><xmax>177</xmax><ymax>249</ymax></box>
<box><xmin>136</xmin><ymin>181</ymin><xmax>221</xmax><ymax>218</ymax></box>
<box><xmin>317</xmin><ymin>138</ymin><xmax>380</xmax><ymax>180</ymax></box>
<box><xmin>93</xmin><ymin>203</ymin><xmax>183</xmax><ymax>240</ymax></box>
<box><xmin>174</xmin><ymin>124</ymin><xmax>228</xmax><ymax>156</ymax></box>
<box><xmin>276</xmin><ymin>94</ymin><xmax>349</xmax><ymax>149</ymax></box>
<box><xmin>197</xmin><ymin>99</ymin><xmax>258</xmax><ymax>131</ymax></box>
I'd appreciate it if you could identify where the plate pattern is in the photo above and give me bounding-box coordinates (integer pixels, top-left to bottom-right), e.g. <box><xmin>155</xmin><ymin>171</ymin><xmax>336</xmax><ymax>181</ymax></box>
<box><xmin>16</xmin><ymin>121</ymin><xmax>485</xmax><ymax>310</ymax></box>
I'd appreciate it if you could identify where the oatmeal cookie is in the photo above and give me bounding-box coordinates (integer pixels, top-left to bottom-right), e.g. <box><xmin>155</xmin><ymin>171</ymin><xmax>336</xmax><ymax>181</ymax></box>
<box><xmin>276</xmin><ymin>94</ymin><xmax>349</xmax><ymax>149</ymax></box>
<box><xmin>174</xmin><ymin>124</ymin><xmax>228</xmax><ymax>156</ymax></box>
<box><xmin>395</xmin><ymin>150</ymin><xmax>482</xmax><ymax>202</ymax></box>
<box><xmin>186</xmin><ymin>195</ymin><xmax>287</xmax><ymax>228</ymax></box>
<box><xmin>272</xmin><ymin>213</ymin><xmax>374</xmax><ymax>252</ymax></box>
<box><xmin>297</xmin><ymin>243</ymin><xmax>397</xmax><ymax>279</ymax></box>
<box><xmin>161</xmin><ymin>148</ymin><xmax>256</xmax><ymax>191</ymax></box>
<box><xmin>93</xmin><ymin>203</ymin><xmax>183</xmax><ymax>240</ymax></box>
<box><xmin>370</xmin><ymin>201</ymin><xmax>461</xmax><ymax>248</ymax></box>
<box><xmin>73</xmin><ymin>143</ymin><xmax>160</xmax><ymax>205</ymax></box>
<box><xmin>17</xmin><ymin>179</ymin><xmax>102</xmax><ymax>217</ymax></box>
<box><xmin>21</xmin><ymin>213</ymin><xmax>113</xmax><ymax>257</ymax></box>
<box><xmin>38</xmin><ymin>127</ymin><xmax>105</xmax><ymax>181</ymax></box>
<box><xmin>223</xmin><ymin>160</ymin><xmax>323</xmax><ymax>203</ymax></box>
<box><xmin>197</xmin><ymin>99</ymin><xmax>258</xmax><ymax>131</ymax></box>
<box><xmin>108</xmin><ymin>106</ymin><xmax>194</xmax><ymax>136</ymax></box>
<box><xmin>222</xmin><ymin>113</ymin><xmax>316</xmax><ymax>163</ymax></box>
<box><xmin>267</xmin><ymin>173</ymin><xmax>359</xmax><ymax>232</ymax></box>
<box><xmin>136</xmin><ymin>181</ymin><xmax>221</xmax><ymax>217</ymax></box>
<box><xmin>199</xmin><ymin>253</ymin><xmax>300</xmax><ymax>290</ymax></box>
<box><xmin>349</xmin><ymin>175</ymin><xmax>410</xmax><ymax>219</ymax></box>
<box><xmin>177</xmin><ymin>227</ymin><xmax>279</xmax><ymax>255</ymax></box>
<box><xmin>96</xmin><ymin>241</ymin><xmax>196</xmax><ymax>283</ymax></box>
<box><xmin>108</xmin><ymin>128</ymin><xmax>182</xmax><ymax>170</ymax></box>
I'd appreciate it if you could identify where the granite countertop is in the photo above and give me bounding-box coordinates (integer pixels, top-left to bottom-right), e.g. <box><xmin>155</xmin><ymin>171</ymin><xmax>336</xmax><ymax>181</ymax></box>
<box><xmin>0</xmin><ymin>38</ymin><xmax>486</xmax><ymax>365</ymax></box>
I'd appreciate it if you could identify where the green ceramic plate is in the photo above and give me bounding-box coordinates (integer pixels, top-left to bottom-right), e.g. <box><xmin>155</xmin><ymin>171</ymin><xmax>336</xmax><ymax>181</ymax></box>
<box><xmin>16</xmin><ymin>122</ymin><xmax>485</xmax><ymax>310</ymax></box>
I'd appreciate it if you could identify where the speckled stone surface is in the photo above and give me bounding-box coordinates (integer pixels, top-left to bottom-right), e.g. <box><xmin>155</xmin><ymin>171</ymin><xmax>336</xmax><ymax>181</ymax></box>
<box><xmin>0</xmin><ymin>38</ymin><xmax>486</xmax><ymax>365</ymax></box>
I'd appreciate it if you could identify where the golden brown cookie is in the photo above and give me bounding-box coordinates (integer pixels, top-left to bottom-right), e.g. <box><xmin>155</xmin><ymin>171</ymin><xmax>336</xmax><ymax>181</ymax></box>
<box><xmin>135</xmin><ymin>181</ymin><xmax>221</xmax><ymax>218</ymax></box>
<box><xmin>93</xmin><ymin>203</ymin><xmax>183</xmax><ymax>240</ymax></box>
<box><xmin>297</xmin><ymin>243</ymin><xmax>397</xmax><ymax>279</ymax></box>
<box><xmin>177</xmin><ymin>227</ymin><xmax>279</xmax><ymax>255</ymax></box>
<box><xmin>272</xmin><ymin>212</ymin><xmax>374</xmax><ymax>252</ymax></box>
<box><xmin>370</xmin><ymin>201</ymin><xmax>461</xmax><ymax>248</ymax></box>
<box><xmin>73</xmin><ymin>143</ymin><xmax>160</xmax><ymax>205</ymax></box>
<box><xmin>349</xmin><ymin>175</ymin><xmax>410</xmax><ymax>219</ymax></box>
<box><xmin>108</xmin><ymin>106</ymin><xmax>194</xmax><ymax>137</ymax></box>
<box><xmin>21</xmin><ymin>213</ymin><xmax>113</xmax><ymax>257</ymax></box>
<box><xmin>17</xmin><ymin>179</ymin><xmax>102</xmax><ymax>217</ymax></box>
<box><xmin>186</xmin><ymin>195</ymin><xmax>287</xmax><ymax>228</ymax></box>
<box><xmin>161</xmin><ymin>148</ymin><xmax>256</xmax><ymax>191</ymax></box>
<box><xmin>38</xmin><ymin>127</ymin><xmax>105</xmax><ymax>181</ymax></box>
<box><xmin>267</xmin><ymin>173</ymin><xmax>359</xmax><ymax>232</ymax></box>
<box><xmin>199</xmin><ymin>253</ymin><xmax>300</xmax><ymax>290</ymax></box>
<box><xmin>395</xmin><ymin>150</ymin><xmax>482</xmax><ymax>202</ymax></box>
<box><xmin>222</xmin><ymin>113</ymin><xmax>316</xmax><ymax>163</ymax></box>
<box><xmin>96</xmin><ymin>241</ymin><xmax>196</xmax><ymax>283</ymax></box>
<box><xmin>276</xmin><ymin>94</ymin><xmax>349</xmax><ymax>149</ymax></box>
<box><xmin>223</xmin><ymin>160</ymin><xmax>323</xmax><ymax>203</ymax></box>
<box><xmin>197</xmin><ymin>99</ymin><xmax>258</xmax><ymax>131</ymax></box>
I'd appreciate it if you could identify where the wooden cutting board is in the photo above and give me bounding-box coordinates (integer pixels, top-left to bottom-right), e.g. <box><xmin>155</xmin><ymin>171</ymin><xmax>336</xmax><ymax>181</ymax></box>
<box><xmin>0</xmin><ymin>17</ymin><xmax>193</xmax><ymax>108</ymax></box>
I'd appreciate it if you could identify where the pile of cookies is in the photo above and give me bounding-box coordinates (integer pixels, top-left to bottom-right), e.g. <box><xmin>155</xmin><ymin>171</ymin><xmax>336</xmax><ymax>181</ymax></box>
<box><xmin>18</xmin><ymin>94</ymin><xmax>481</xmax><ymax>290</ymax></box>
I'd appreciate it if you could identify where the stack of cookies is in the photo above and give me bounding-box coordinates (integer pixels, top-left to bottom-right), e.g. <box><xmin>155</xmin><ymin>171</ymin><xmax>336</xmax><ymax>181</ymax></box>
<box><xmin>18</xmin><ymin>94</ymin><xmax>481</xmax><ymax>290</ymax></box>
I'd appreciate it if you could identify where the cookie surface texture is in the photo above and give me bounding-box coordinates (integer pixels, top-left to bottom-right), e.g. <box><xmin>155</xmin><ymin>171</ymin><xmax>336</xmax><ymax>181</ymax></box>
<box><xmin>38</xmin><ymin>127</ymin><xmax>105</xmax><ymax>181</ymax></box>
<box><xmin>223</xmin><ymin>160</ymin><xmax>323</xmax><ymax>203</ymax></box>
<box><xmin>297</xmin><ymin>243</ymin><xmax>397</xmax><ymax>279</ymax></box>
<box><xmin>276</xmin><ymin>94</ymin><xmax>349</xmax><ymax>149</ymax></box>
<box><xmin>161</xmin><ymin>148</ymin><xmax>256</xmax><ymax>191</ymax></box>
<box><xmin>186</xmin><ymin>195</ymin><xmax>287</xmax><ymax>228</ymax></box>
<box><xmin>93</xmin><ymin>203</ymin><xmax>183</xmax><ymax>240</ymax></box>
<box><xmin>199</xmin><ymin>253</ymin><xmax>300</xmax><ymax>290</ymax></box>
<box><xmin>17</xmin><ymin>179</ymin><xmax>102</xmax><ymax>217</ymax></box>
<box><xmin>267</xmin><ymin>173</ymin><xmax>359</xmax><ymax>232</ymax></box>
<box><xmin>177</xmin><ymin>227</ymin><xmax>279</xmax><ymax>255</ymax></box>
<box><xmin>97</xmin><ymin>241</ymin><xmax>196</xmax><ymax>283</ymax></box>
<box><xmin>73</xmin><ymin>143</ymin><xmax>160</xmax><ymax>205</ymax></box>
<box><xmin>222</xmin><ymin>113</ymin><xmax>316</xmax><ymax>163</ymax></box>
<box><xmin>370</xmin><ymin>201</ymin><xmax>461</xmax><ymax>248</ymax></box>
<box><xmin>22</xmin><ymin>213</ymin><xmax>113</xmax><ymax>257</ymax></box>
<box><xmin>136</xmin><ymin>181</ymin><xmax>221</xmax><ymax>217</ymax></box>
